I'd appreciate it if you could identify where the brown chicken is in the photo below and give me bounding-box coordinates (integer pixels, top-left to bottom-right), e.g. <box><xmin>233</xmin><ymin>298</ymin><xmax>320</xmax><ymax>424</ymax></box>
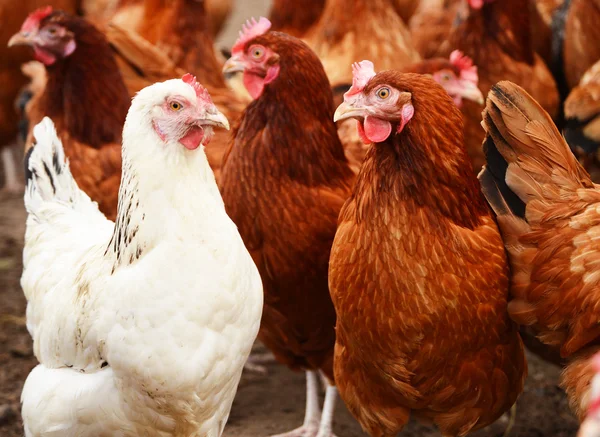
<box><xmin>0</xmin><ymin>0</ymin><xmax>77</xmax><ymax>192</ymax></box>
<box><xmin>478</xmin><ymin>80</ymin><xmax>600</xmax><ymax>421</ymax></box>
<box><xmin>563</xmin><ymin>0</ymin><xmax>600</xmax><ymax>90</ymax></box>
<box><xmin>268</xmin><ymin>0</ymin><xmax>325</xmax><ymax>37</ymax></box>
<box><xmin>110</xmin><ymin>0</ymin><xmax>225</xmax><ymax>89</ymax></box>
<box><xmin>409</xmin><ymin>0</ymin><xmax>460</xmax><ymax>60</ymax></box>
<box><xmin>436</xmin><ymin>0</ymin><xmax>559</xmax><ymax>173</ymax></box>
<box><xmin>330</xmin><ymin>63</ymin><xmax>526</xmax><ymax>437</ymax></box>
<box><xmin>305</xmin><ymin>0</ymin><xmax>421</xmax><ymax>88</ymax></box>
<box><xmin>564</xmin><ymin>60</ymin><xmax>600</xmax><ymax>182</ymax></box>
<box><xmin>220</xmin><ymin>18</ymin><xmax>355</xmax><ymax>437</ymax></box>
<box><xmin>9</xmin><ymin>8</ymin><xmax>131</xmax><ymax>220</ymax></box>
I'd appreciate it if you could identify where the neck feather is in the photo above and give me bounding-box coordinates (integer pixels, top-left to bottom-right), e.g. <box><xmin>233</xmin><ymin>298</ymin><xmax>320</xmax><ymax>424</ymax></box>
<box><xmin>105</xmin><ymin>128</ymin><xmax>224</xmax><ymax>271</ymax></box>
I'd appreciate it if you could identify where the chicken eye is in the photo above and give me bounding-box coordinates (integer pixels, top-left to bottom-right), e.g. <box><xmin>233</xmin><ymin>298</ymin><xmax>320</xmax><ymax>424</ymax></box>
<box><xmin>170</xmin><ymin>101</ymin><xmax>183</xmax><ymax>111</ymax></box>
<box><xmin>47</xmin><ymin>27</ymin><xmax>57</xmax><ymax>35</ymax></box>
<box><xmin>377</xmin><ymin>88</ymin><xmax>391</xmax><ymax>99</ymax></box>
<box><xmin>441</xmin><ymin>72</ymin><xmax>453</xmax><ymax>82</ymax></box>
<box><xmin>252</xmin><ymin>47</ymin><xmax>263</xmax><ymax>58</ymax></box>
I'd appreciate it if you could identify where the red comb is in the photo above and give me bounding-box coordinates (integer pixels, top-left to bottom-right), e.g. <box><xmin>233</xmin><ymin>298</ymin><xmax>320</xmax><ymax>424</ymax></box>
<box><xmin>232</xmin><ymin>17</ymin><xmax>271</xmax><ymax>55</ymax></box>
<box><xmin>450</xmin><ymin>50</ymin><xmax>478</xmax><ymax>84</ymax></box>
<box><xmin>22</xmin><ymin>6</ymin><xmax>53</xmax><ymax>32</ymax></box>
<box><xmin>345</xmin><ymin>60</ymin><xmax>376</xmax><ymax>98</ymax></box>
<box><xmin>182</xmin><ymin>74</ymin><xmax>212</xmax><ymax>102</ymax></box>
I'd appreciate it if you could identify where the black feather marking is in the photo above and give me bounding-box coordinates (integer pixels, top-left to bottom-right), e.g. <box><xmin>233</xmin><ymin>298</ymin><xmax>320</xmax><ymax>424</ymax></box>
<box><xmin>42</xmin><ymin>162</ymin><xmax>56</xmax><ymax>194</ymax></box>
<box><xmin>18</xmin><ymin>119</ymin><xmax>29</xmax><ymax>144</ymax></box>
<box><xmin>16</xmin><ymin>89</ymin><xmax>33</xmax><ymax>113</ymax></box>
<box><xmin>551</xmin><ymin>0</ymin><xmax>572</xmax><ymax>107</ymax></box>
<box><xmin>23</xmin><ymin>147</ymin><xmax>35</xmax><ymax>184</ymax></box>
<box><xmin>483</xmin><ymin>135</ymin><xmax>526</xmax><ymax>219</ymax></box>
<box><xmin>52</xmin><ymin>149</ymin><xmax>62</xmax><ymax>175</ymax></box>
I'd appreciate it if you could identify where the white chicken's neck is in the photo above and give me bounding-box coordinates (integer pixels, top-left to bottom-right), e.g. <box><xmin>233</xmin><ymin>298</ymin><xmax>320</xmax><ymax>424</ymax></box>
<box><xmin>105</xmin><ymin>130</ymin><xmax>225</xmax><ymax>271</ymax></box>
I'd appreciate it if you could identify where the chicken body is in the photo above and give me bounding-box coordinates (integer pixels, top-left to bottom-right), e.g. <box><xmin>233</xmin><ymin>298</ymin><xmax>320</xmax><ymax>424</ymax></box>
<box><xmin>20</xmin><ymin>79</ymin><xmax>261</xmax><ymax>437</ymax></box>
<box><xmin>479</xmin><ymin>80</ymin><xmax>600</xmax><ymax>421</ymax></box>
<box><xmin>221</xmin><ymin>29</ymin><xmax>355</xmax><ymax>437</ymax></box>
<box><xmin>435</xmin><ymin>0</ymin><xmax>559</xmax><ymax>172</ymax></box>
<box><xmin>563</xmin><ymin>0</ymin><xmax>600</xmax><ymax>90</ymax></box>
<box><xmin>305</xmin><ymin>0</ymin><xmax>420</xmax><ymax>89</ymax></box>
<box><xmin>330</xmin><ymin>71</ymin><xmax>526</xmax><ymax>437</ymax></box>
<box><xmin>269</xmin><ymin>0</ymin><xmax>326</xmax><ymax>38</ymax></box>
<box><xmin>564</xmin><ymin>60</ymin><xmax>600</xmax><ymax>181</ymax></box>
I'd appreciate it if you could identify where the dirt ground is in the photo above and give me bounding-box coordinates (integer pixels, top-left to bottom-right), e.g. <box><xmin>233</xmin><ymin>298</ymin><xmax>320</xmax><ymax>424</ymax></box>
<box><xmin>0</xmin><ymin>0</ymin><xmax>585</xmax><ymax>435</ymax></box>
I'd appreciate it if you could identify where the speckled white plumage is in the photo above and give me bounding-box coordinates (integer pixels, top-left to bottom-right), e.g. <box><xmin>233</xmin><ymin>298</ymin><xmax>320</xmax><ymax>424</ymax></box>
<box><xmin>20</xmin><ymin>79</ymin><xmax>263</xmax><ymax>437</ymax></box>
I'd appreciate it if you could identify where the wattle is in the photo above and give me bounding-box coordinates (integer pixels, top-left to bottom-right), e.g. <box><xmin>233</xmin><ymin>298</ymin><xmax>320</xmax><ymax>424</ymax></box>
<box><xmin>364</xmin><ymin>116</ymin><xmax>392</xmax><ymax>143</ymax></box>
<box><xmin>243</xmin><ymin>72</ymin><xmax>265</xmax><ymax>100</ymax></box>
<box><xmin>179</xmin><ymin>126</ymin><xmax>205</xmax><ymax>150</ymax></box>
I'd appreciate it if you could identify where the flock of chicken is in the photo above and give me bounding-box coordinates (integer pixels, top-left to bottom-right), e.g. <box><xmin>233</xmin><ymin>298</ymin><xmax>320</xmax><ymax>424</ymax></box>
<box><xmin>2</xmin><ymin>0</ymin><xmax>600</xmax><ymax>436</ymax></box>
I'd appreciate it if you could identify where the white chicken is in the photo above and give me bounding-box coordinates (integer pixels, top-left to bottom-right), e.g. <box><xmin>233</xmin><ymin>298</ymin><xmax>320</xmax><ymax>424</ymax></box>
<box><xmin>20</xmin><ymin>75</ymin><xmax>263</xmax><ymax>437</ymax></box>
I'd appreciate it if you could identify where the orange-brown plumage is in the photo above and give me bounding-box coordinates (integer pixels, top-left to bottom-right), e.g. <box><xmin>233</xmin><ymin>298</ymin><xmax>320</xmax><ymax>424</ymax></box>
<box><xmin>438</xmin><ymin>0</ymin><xmax>559</xmax><ymax>120</ymax></box>
<box><xmin>21</xmin><ymin>11</ymin><xmax>129</xmax><ymax>220</ymax></box>
<box><xmin>220</xmin><ymin>32</ymin><xmax>355</xmax><ymax>380</ymax></box>
<box><xmin>268</xmin><ymin>0</ymin><xmax>325</xmax><ymax>38</ymax></box>
<box><xmin>330</xmin><ymin>72</ymin><xmax>526</xmax><ymax>437</ymax></box>
<box><xmin>563</xmin><ymin>0</ymin><xmax>600</xmax><ymax>90</ymax></box>
<box><xmin>305</xmin><ymin>0</ymin><xmax>420</xmax><ymax>89</ymax></box>
<box><xmin>479</xmin><ymin>80</ymin><xmax>600</xmax><ymax>420</ymax></box>
<box><xmin>564</xmin><ymin>59</ymin><xmax>600</xmax><ymax>182</ymax></box>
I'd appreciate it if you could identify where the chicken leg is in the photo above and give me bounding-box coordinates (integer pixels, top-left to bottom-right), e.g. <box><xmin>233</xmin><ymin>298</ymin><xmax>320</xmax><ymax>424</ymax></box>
<box><xmin>1</xmin><ymin>144</ymin><xmax>23</xmax><ymax>193</ymax></box>
<box><xmin>271</xmin><ymin>371</ymin><xmax>337</xmax><ymax>437</ymax></box>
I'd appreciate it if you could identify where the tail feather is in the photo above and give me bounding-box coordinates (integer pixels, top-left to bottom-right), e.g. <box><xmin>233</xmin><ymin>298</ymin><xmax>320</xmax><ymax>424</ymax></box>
<box><xmin>24</xmin><ymin>118</ymin><xmax>88</xmax><ymax>215</ymax></box>
<box><xmin>479</xmin><ymin>80</ymin><xmax>593</xmax><ymax>222</ymax></box>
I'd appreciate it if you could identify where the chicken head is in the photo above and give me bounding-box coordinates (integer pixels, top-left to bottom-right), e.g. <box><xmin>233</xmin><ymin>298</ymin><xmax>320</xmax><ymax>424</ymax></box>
<box><xmin>134</xmin><ymin>73</ymin><xmax>230</xmax><ymax>152</ymax></box>
<box><xmin>334</xmin><ymin>60</ymin><xmax>414</xmax><ymax>144</ymax></box>
<box><xmin>8</xmin><ymin>7</ymin><xmax>76</xmax><ymax>66</ymax></box>
<box><xmin>222</xmin><ymin>17</ymin><xmax>281</xmax><ymax>99</ymax></box>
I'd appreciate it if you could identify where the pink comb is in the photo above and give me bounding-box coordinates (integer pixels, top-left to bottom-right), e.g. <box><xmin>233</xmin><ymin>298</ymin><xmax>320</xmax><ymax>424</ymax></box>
<box><xmin>182</xmin><ymin>74</ymin><xmax>212</xmax><ymax>103</ymax></box>
<box><xmin>450</xmin><ymin>50</ymin><xmax>478</xmax><ymax>84</ymax></box>
<box><xmin>232</xmin><ymin>17</ymin><xmax>271</xmax><ymax>55</ymax></box>
<box><xmin>345</xmin><ymin>60</ymin><xmax>376</xmax><ymax>98</ymax></box>
<box><xmin>22</xmin><ymin>6</ymin><xmax>53</xmax><ymax>32</ymax></box>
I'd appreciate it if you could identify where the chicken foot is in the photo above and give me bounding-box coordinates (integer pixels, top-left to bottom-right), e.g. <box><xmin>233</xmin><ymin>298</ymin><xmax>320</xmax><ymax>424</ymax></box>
<box><xmin>271</xmin><ymin>370</ymin><xmax>338</xmax><ymax>437</ymax></box>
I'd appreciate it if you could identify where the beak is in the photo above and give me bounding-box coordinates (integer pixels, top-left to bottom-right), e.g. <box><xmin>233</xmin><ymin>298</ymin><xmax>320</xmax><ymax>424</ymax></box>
<box><xmin>202</xmin><ymin>108</ymin><xmax>230</xmax><ymax>131</ymax></box>
<box><xmin>460</xmin><ymin>81</ymin><xmax>485</xmax><ymax>105</ymax></box>
<box><xmin>222</xmin><ymin>54</ymin><xmax>246</xmax><ymax>77</ymax></box>
<box><xmin>334</xmin><ymin>101</ymin><xmax>367</xmax><ymax>123</ymax></box>
<box><xmin>8</xmin><ymin>31</ymin><xmax>33</xmax><ymax>47</ymax></box>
